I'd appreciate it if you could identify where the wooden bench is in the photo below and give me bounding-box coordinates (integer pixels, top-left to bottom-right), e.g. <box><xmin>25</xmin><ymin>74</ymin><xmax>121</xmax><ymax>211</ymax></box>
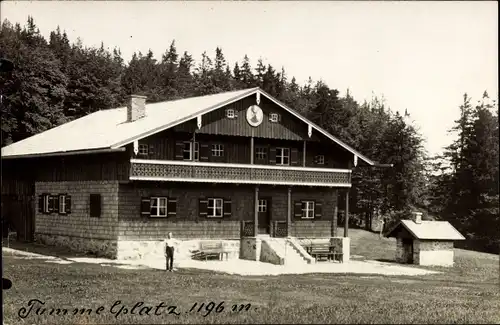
<box><xmin>192</xmin><ymin>242</ymin><xmax>229</xmax><ymax>261</ymax></box>
<box><xmin>305</xmin><ymin>243</ymin><xmax>344</xmax><ymax>263</ymax></box>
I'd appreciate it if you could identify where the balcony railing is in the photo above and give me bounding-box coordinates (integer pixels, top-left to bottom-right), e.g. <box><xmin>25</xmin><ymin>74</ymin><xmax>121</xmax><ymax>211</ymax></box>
<box><xmin>129</xmin><ymin>159</ymin><xmax>351</xmax><ymax>187</ymax></box>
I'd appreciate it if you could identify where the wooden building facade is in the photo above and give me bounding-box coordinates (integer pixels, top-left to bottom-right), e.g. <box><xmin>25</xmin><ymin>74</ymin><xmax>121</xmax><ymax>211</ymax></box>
<box><xmin>1</xmin><ymin>88</ymin><xmax>375</xmax><ymax>259</ymax></box>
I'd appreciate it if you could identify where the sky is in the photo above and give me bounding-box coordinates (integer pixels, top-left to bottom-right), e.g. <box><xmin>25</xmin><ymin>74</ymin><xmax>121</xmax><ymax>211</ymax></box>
<box><xmin>2</xmin><ymin>1</ymin><xmax>498</xmax><ymax>156</ymax></box>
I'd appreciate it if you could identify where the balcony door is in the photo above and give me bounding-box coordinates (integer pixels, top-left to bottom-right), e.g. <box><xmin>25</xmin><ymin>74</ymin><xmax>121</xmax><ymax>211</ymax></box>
<box><xmin>257</xmin><ymin>197</ymin><xmax>271</xmax><ymax>234</ymax></box>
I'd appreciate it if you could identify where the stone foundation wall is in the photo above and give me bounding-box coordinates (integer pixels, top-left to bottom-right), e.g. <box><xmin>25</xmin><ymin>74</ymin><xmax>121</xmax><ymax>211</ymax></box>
<box><xmin>395</xmin><ymin>238</ymin><xmax>415</xmax><ymax>263</ymax></box>
<box><xmin>116</xmin><ymin>239</ymin><xmax>240</xmax><ymax>261</ymax></box>
<box><xmin>395</xmin><ymin>238</ymin><xmax>404</xmax><ymax>263</ymax></box>
<box><xmin>395</xmin><ymin>239</ymin><xmax>456</xmax><ymax>266</ymax></box>
<box><xmin>35</xmin><ymin>181</ymin><xmax>119</xmax><ymax>240</ymax></box>
<box><xmin>412</xmin><ymin>240</ymin><xmax>421</xmax><ymax>264</ymax></box>
<box><xmin>330</xmin><ymin>237</ymin><xmax>350</xmax><ymax>262</ymax></box>
<box><xmin>240</xmin><ymin>237</ymin><xmax>262</xmax><ymax>261</ymax></box>
<box><xmin>35</xmin><ymin>233</ymin><xmax>117</xmax><ymax>258</ymax></box>
<box><xmin>260</xmin><ymin>240</ymin><xmax>284</xmax><ymax>265</ymax></box>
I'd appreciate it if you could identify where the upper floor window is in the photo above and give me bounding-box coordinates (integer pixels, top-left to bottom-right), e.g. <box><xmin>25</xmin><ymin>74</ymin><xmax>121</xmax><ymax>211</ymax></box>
<box><xmin>269</xmin><ymin>113</ymin><xmax>280</xmax><ymax>123</ymax></box>
<box><xmin>314</xmin><ymin>155</ymin><xmax>325</xmax><ymax>165</ymax></box>
<box><xmin>276</xmin><ymin>147</ymin><xmax>290</xmax><ymax>165</ymax></box>
<box><xmin>226</xmin><ymin>109</ymin><xmax>236</xmax><ymax>119</ymax></box>
<box><xmin>211</xmin><ymin>144</ymin><xmax>224</xmax><ymax>157</ymax></box>
<box><xmin>255</xmin><ymin>147</ymin><xmax>267</xmax><ymax>160</ymax></box>
<box><xmin>207</xmin><ymin>198</ymin><xmax>223</xmax><ymax>218</ymax></box>
<box><xmin>258</xmin><ymin>199</ymin><xmax>267</xmax><ymax>213</ymax></box>
<box><xmin>301</xmin><ymin>201</ymin><xmax>315</xmax><ymax>219</ymax></box>
<box><xmin>183</xmin><ymin>141</ymin><xmax>199</xmax><ymax>161</ymax></box>
<box><xmin>138</xmin><ymin>143</ymin><xmax>149</xmax><ymax>156</ymax></box>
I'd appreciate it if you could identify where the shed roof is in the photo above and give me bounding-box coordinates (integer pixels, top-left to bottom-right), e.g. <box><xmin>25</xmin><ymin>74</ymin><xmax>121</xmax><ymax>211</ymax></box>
<box><xmin>1</xmin><ymin>87</ymin><xmax>375</xmax><ymax>165</ymax></box>
<box><xmin>385</xmin><ymin>220</ymin><xmax>465</xmax><ymax>241</ymax></box>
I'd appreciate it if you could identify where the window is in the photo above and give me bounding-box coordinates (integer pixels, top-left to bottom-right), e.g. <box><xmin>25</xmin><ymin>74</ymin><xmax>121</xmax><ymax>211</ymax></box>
<box><xmin>255</xmin><ymin>147</ymin><xmax>267</xmax><ymax>160</ymax></box>
<box><xmin>89</xmin><ymin>194</ymin><xmax>101</xmax><ymax>218</ymax></box>
<box><xmin>301</xmin><ymin>201</ymin><xmax>315</xmax><ymax>219</ymax></box>
<box><xmin>207</xmin><ymin>198</ymin><xmax>223</xmax><ymax>218</ymax></box>
<box><xmin>58</xmin><ymin>194</ymin><xmax>67</xmax><ymax>214</ymax></box>
<box><xmin>276</xmin><ymin>147</ymin><xmax>290</xmax><ymax>165</ymax></box>
<box><xmin>258</xmin><ymin>199</ymin><xmax>267</xmax><ymax>213</ymax></box>
<box><xmin>150</xmin><ymin>197</ymin><xmax>168</xmax><ymax>217</ymax></box>
<box><xmin>226</xmin><ymin>109</ymin><xmax>236</xmax><ymax>119</ymax></box>
<box><xmin>315</xmin><ymin>155</ymin><xmax>325</xmax><ymax>165</ymax></box>
<box><xmin>211</xmin><ymin>144</ymin><xmax>224</xmax><ymax>157</ymax></box>
<box><xmin>269</xmin><ymin>113</ymin><xmax>280</xmax><ymax>123</ymax></box>
<box><xmin>183</xmin><ymin>141</ymin><xmax>199</xmax><ymax>161</ymax></box>
<box><xmin>141</xmin><ymin>197</ymin><xmax>176</xmax><ymax>217</ymax></box>
<box><xmin>138</xmin><ymin>143</ymin><xmax>149</xmax><ymax>156</ymax></box>
<box><xmin>38</xmin><ymin>193</ymin><xmax>71</xmax><ymax>215</ymax></box>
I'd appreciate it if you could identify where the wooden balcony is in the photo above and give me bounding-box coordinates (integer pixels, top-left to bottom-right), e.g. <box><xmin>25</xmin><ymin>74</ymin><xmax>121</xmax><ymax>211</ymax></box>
<box><xmin>129</xmin><ymin>159</ymin><xmax>352</xmax><ymax>187</ymax></box>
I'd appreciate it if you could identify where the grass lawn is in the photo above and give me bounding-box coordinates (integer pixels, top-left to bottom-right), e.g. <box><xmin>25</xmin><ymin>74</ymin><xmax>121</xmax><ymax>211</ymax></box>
<box><xmin>2</xmin><ymin>228</ymin><xmax>499</xmax><ymax>324</ymax></box>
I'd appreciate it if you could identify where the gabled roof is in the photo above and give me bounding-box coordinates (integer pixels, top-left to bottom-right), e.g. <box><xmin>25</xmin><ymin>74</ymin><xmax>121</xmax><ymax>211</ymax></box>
<box><xmin>1</xmin><ymin>87</ymin><xmax>374</xmax><ymax>165</ymax></box>
<box><xmin>385</xmin><ymin>220</ymin><xmax>465</xmax><ymax>241</ymax></box>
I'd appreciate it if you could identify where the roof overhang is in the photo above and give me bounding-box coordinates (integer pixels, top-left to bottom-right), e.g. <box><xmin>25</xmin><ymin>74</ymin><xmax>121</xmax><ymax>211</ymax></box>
<box><xmin>1</xmin><ymin>147</ymin><xmax>126</xmax><ymax>159</ymax></box>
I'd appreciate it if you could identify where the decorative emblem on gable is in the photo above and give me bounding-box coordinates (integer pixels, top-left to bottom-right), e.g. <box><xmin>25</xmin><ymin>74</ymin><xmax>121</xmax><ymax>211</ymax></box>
<box><xmin>133</xmin><ymin>140</ymin><xmax>139</xmax><ymax>156</ymax></box>
<box><xmin>246</xmin><ymin>105</ymin><xmax>264</xmax><ymax>127</ymax></box>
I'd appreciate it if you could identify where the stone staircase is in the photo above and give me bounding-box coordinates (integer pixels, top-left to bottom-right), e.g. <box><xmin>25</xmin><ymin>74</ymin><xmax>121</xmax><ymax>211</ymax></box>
<box><xmin>261</xmin><ymin>237</ymin><xmax>314</xmax><ymax>266</ymax></box>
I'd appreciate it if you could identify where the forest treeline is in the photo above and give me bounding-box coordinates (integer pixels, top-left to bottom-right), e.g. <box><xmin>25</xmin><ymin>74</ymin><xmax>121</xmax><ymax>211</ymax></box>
<box><xmin>0</xmin><ymin>17</ymin><xmax>498</xmax><ymax>252</ymax></box>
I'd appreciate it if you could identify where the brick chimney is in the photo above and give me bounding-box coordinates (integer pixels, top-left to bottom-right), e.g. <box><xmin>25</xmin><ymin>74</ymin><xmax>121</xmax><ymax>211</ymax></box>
<box><xmin>411</xmin><ymin>211</ymin><xmax>422</xmax><ymax>224</ymax></box>
<box><xmin>127</xmin><ymin>94</ymin><xmax>147</xmax><ymax>122</ymax></box>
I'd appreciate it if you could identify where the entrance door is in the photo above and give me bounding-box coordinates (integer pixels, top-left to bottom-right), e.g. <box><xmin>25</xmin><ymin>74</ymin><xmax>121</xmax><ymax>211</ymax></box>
<box><xmin>402</xmin><ymin>238</ymin><xmax>414</xmax><ymax>264</ymax></box>
<box><xmin>257</xmin><ymin>197</ymin><xmax>271</xmax><ymax>234</ymax></box>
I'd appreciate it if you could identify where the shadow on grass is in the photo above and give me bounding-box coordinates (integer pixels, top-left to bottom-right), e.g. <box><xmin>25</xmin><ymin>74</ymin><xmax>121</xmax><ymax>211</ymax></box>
<box><xmin>374</xmin><ymin>258</ymin><xmax>397</xmax><ymax>263</ymax></box>
<box><xmin>3</xmin><ymin>240</ymin><xmax>100</xmax><ymax>260</ymax></box>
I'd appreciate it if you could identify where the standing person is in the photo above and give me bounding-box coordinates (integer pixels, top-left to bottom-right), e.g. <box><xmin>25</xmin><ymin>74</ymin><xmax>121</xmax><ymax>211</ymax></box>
<box><xmin>164</xmin><ymin>232</ymin><xmax>176</xmax><ymax>272</ymax></box>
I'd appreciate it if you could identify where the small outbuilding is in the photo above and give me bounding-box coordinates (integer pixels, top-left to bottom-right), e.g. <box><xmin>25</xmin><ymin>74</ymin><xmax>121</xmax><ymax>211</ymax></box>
<box><xmin>385</xmin><ymin>212</ymin><xmax>465</xmax><ymax>267</ymax></box>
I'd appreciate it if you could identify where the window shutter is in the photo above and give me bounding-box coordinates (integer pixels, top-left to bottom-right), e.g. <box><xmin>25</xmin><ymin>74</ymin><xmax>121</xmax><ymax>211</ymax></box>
<box><xmin>141</xmin><ymin>197</ymin><xmax>151</xmax><ymax>216</ymax></box>
<box><xmin>315</xmin><ymin>202</ymin><xmax>322</xmax><ymax>219</ymax></box>
<box><xmin>90</xmin><ymin>194</ymin><xmax>101</xmax><ymax>218</ymax></box>
<box><xmin>199</xmin><ymin>198</ymin><xmax>208</xmax><ymax>217</ymax></box>
<box><xmin>175</xmin><ymin>141</ymin><xmax>184</xmax><ymax>160</ymax></box>
<box><xmin>200</xmin><ymin>143</ymin><xmax>210</xmax><ymax>161</ymax></box>
<box><xmin>223</xmin><ymin>199</ymin><xmax>232</xmax><ymax>217</ymax></box>
<box><xmin>48</xmin><ymin>195</ymin><xmax>55</xmax><ymax>213</ymax></box>
<box><xmin>38</xmin><ymin>195</ymin><xmax>44</xmax><ymax>213</ymax></box>
<box><xmin>294</xmin><ymin>201</ymin><xmax>302</xmax><ymax>219</ymax></box>
<box><xmin>149</xmin><ymin>144</ymin><xmax>155</xmax><ymax>157</ymax></box>
<box><xmin>269</xmin><ymin>147</ymin><xmax>277</xmax><ymax>165</ymax></box>
<box><xmin>54</xmin><ymin>194</ymin><xmax>62</xmax><ymax>213</ymax></box>
<box><xmin>291</xmin><ymin>148</ymin><xmax>299</xmax><ymax>166</ymax></box>
<box><xmin>167</xmin><ymin>198</ymin><xmax>177</xmax><ymax>217</ymax></box>
<box><xmin>65</xmin><ymin>195</ymin><xmax>72</xmax><ymax>214</ymax></box>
